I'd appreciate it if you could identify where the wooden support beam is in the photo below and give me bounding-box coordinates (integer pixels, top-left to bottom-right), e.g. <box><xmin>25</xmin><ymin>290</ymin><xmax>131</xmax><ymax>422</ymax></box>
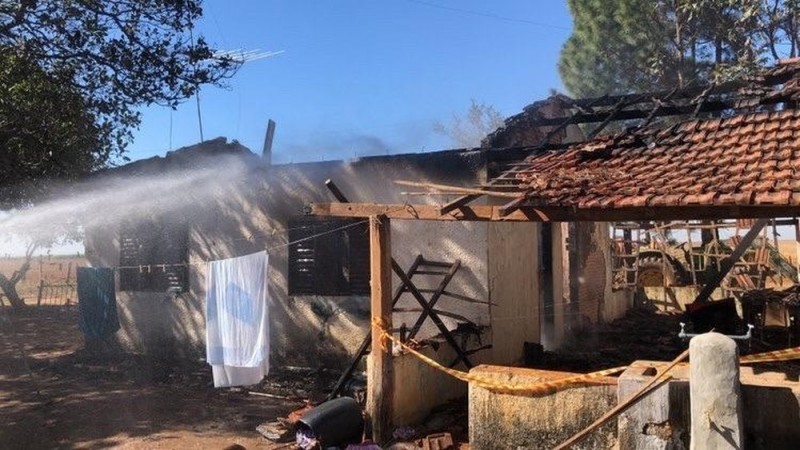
<box><xmin>394</xmin><ymin>180</ymin><xmax>519</xmax><ymax>198</ymax></box>
<box><xmin>498</xmin><ymin>196</ymin><xmax>528</xmax><ymax>217</ymax></box>
<box><xmin>327</xmin><ymin>255</ymin><xmax>424</xmax><ymax>401</ymax></box>
<box><xmin>367</xmin><ymin>215</ymin><xmax>393</xmax><ymax>444</ymax></box>
<box><xmin>585</xmin><ymin>97</ymin><xmax>632</xmax><ymax>140</ymax></box>
<box><xmin>325</xmin><ymin>179</ymin><xmax>349</xmax><ymax>202</ymax></box>
<box><xmin>440</xmin><ymin>194</ymin><xmax>481</xmax><ymax>215</ymax></box>
<box><xmin>309</xmin><ymin>202</ymin><xmax>800</xmax><ymax>223</ymax></box>
<box><xmin>795</xmin><ymin>218</ymin><xmax>800</xmax><ymax>284</ymax></box>
<box><xmin>523</xmin><ymin>101</ymin><xmax>734</xmax><ymax>127</ymax></box>
<box><xmin>693</xmin><ymin>218</ymin><xmax>770</xmax><ymax>304</ymax></box>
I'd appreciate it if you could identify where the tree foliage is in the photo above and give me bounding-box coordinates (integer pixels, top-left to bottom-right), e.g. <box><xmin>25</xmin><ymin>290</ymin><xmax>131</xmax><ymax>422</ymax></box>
<box><xmin>0</xmin><ymin>0</ymin><xmax>239</xmax><ymax>206</ymax></box>
<box><xmin>0</xmin><ymin>50</ymin><xmax>103</xmax><ymax>207</ymax></box>
<box><xmin>559</xmin><ymin>0</ymin><xmax>800</xmax><ymax>97</ymax></box>
<box><xmin>0</xmin><ymin>1</ymin><xmax>239</xmax><ymax>309</ymax></box>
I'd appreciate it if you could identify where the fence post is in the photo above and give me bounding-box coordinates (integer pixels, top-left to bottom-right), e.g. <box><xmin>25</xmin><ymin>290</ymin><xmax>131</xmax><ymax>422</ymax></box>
<box><xmin>689</xmin><ymin>332</ymin><xmax>743</xmax><ymax>449</ymax></box>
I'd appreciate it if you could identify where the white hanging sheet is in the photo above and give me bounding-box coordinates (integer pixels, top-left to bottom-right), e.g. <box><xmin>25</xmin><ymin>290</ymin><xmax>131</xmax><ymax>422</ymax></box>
<box><xmin>205</xmin><ymin>251</ymin><xmax>269</xmax><ymax>387</ymax></box>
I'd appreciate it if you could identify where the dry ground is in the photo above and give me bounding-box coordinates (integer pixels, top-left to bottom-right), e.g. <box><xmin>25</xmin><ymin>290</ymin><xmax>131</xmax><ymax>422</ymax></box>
<box><xmin>0</xmin><ymin>255</ymin><xmax>88</xmax><ymax>306</ymax></box>
<box><xmin>0</xmin><ymin>306</ymin><xmax>300</xmax><ymax>450</ymax></box>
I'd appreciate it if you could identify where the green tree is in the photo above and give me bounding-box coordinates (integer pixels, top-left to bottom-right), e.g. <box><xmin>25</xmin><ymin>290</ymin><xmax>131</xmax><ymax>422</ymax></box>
<box><xmin>0</xmin><ymin>0</ymin><xmax>238</xmax><ymax>206</ymax></box>
<box><xmin>0</xmin><ymin>1</ymin><xmax>239</xmax><ymax>309</ymax></box>
<box><xmin>0</xmin><ymin>50</ymin><xmax>103</xmax><ymax>207</ymax></box>
<box><xmin>0</xmin><ymin>50</ymin><xmax>98</xmax><ymax>308</ymax></box>
<box><xmin>559</xmin><ymin>0</ymin><xmax>800</xmax><ymax>97</ymax></box>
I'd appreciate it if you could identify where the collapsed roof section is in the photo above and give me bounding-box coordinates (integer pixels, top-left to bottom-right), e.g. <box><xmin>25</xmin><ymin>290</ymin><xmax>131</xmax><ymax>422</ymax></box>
<box><xmin>502</xmin><ymin>59</ymin><xmax>800</xmax><ymax>212</ymax></box>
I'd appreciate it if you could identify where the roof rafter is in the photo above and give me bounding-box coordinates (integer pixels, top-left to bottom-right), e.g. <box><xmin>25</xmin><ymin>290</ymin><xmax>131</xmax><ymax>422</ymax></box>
<box><xmin>309</xmin><ymin>202</ymin><xmax>800</xmax><ymax>223</ymax></box>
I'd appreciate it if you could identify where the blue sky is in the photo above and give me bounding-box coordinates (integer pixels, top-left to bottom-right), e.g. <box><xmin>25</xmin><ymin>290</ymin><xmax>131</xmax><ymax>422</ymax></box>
<box><xmin>127</xmin><ymin>0</ymin><xmax>572</xmax><ymax>164</ymax></box>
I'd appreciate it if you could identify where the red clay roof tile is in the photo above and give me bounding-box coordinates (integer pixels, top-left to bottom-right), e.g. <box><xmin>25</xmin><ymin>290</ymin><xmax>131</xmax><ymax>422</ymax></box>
<box><xmin>755</xmin><ymin>191</ymin><xmax>791</xmax><ymax>205</ymax></box>
<box><xmin>512</xmin><ymin>108</ymin><xmax>800</xmax><ymax>209</ymax></box>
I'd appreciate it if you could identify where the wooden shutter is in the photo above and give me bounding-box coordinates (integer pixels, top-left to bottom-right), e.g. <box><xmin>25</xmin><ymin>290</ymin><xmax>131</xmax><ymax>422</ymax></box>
<box><xmin>119</xmin><ymin>226</ymin><xmax>143</xmax><ymax>291</ymax></box>
<box><xmin>288</xmin><ymin>218</ymin><xmax>370</xmax><ymax>296</ymax></box>
<box><xmin>288</xmin><ymin>220</ymin><xmax>318</xmax><ymax>295</ymax></box>
<box><xmin>119</xmin><ymin>220</ymin><xmax>189</xmax><ymax>292</ymax></box>
<box><xmin>346</xmin><ymin>222</ymin><xmax>370</xmax><ymax>295</ymax></box>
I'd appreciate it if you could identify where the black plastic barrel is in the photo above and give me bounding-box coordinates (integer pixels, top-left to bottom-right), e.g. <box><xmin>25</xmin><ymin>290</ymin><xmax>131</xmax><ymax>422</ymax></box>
<box><xmin>298</xmin><ymin>397</ymin><xmax>365</xmax><ymax>447</ymax></box>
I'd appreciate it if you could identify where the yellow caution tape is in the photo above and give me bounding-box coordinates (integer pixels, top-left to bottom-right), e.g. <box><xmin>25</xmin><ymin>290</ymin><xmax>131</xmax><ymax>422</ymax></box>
<box><xmin>740</xmin><ymin>345</ymin><xmax>800</xmax><ymax>364</ymax></box>
<box><xmin>373</xmin><ymin>321</ymin><xmax>800</xmax><ymax>395</ymax></box>
<box><xmin>374</xmin><ymin>322</ymin><xmax>625</xmax><ymax>395</ymax></box>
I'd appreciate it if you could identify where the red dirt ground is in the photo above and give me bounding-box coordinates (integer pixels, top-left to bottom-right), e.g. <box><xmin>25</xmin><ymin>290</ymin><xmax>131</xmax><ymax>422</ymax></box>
<box><xmin>0</xmin><ymin>306</ymin><xmax>300</xmax><ymax>449</ymax></box>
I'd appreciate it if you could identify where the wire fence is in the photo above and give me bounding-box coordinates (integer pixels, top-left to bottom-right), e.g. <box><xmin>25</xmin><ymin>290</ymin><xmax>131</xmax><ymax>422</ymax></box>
<box><xmin>35</xmin><ymin>282</ymin><xmax>77</xmax><ymax>307</ymax></box>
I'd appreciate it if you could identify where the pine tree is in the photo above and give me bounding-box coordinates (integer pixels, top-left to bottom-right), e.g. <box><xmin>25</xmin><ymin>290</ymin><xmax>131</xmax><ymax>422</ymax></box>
<box><xmin>559</xmin><ymin>0</ymin><xmax>800</xmax><ymax>97</ymax></box>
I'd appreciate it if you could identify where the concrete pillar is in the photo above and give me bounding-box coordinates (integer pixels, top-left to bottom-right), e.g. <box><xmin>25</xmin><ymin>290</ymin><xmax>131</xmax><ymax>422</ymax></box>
<box><xmin>689</xmin><ymin>332</ymin><xmax>743</xmax><ymax>450</ymax></box>
<box><xmin>617</xmin><ymin>365</ymin><xmax>690</xmax><ymax>450</ymax></box>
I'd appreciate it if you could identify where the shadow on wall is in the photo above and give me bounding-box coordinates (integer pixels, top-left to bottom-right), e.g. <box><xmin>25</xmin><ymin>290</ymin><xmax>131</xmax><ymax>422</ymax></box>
<box><xmin>742</xmin><ymin>385</ymin><xmax>800</xmax><ymax>448</ymax></box>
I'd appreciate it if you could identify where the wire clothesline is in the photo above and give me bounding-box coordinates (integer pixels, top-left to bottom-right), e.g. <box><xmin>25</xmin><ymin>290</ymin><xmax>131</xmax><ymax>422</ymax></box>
<box><xmin>113</xmin><ymin>217</ymin><xmax>372</xmax><ymax>272</ymax></box>
<box><xmin>111</xmin><ymin>203</ymin><xmax>420</xmax><ymax>272</ymax></box>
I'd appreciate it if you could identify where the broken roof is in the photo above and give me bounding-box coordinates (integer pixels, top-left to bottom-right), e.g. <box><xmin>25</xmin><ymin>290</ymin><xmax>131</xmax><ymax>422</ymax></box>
<box><xmin>514</xmin><ymin>108</ymin><xmax>800</xmax><ymax>209</ymax></box>
<box><xmin>309</xmin><ymin>59</ymin><xmax>800</xmax><ymax>222</ymax></box>
<box><xmin>502</xmin><ymin>59</ymin><xmax>800</xmax><ymax>212</ymax></box>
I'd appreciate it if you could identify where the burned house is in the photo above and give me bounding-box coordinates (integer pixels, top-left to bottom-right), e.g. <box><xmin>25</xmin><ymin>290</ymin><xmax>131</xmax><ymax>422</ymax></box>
<box><xmin>308</xmin><ymin>59</ymin><xmax>800</xmax><ymax>447</ymax></box>
<box><xmin>84</xmin><ymin>97</ymin><xmax>628</xmax><ymax>424</ymax></box>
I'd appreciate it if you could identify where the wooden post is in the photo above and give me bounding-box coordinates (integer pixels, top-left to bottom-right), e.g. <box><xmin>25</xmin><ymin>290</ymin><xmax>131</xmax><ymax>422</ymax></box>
<box><xmin>367</xmin><ymin>215</ymin><xmax>392</xmax><ymax>443</ymax></box>
<box><xmin>694</xmin><ymin>218</ymin><xmax>769</xmax><ymax>303</ymax></box>
<box><xmin>262</xmin><ymin>119</ymin><xmax>276</xmax><ymax>164</ymax></box>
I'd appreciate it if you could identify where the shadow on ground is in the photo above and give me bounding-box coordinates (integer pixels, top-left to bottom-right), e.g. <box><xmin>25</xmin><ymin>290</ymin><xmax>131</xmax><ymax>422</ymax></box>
<box><xmin>0</xmin><ymin>306</ymin><xmax>298</xmax><ymax>449</ymax></box>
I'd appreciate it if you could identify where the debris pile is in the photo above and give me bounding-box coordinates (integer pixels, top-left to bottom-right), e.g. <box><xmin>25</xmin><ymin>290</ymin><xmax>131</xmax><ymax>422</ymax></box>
<box><xmin>255</xmin><ymin>397</ymin><xmax>466</xmax><ymax>449</ymax></box>
<box><xmin>527</xmin><ymin>308</ymin><xmax>686</xmax><ymax>372</ymax></box>
<box><xmin>741</xmin><ymin>285</ymin><xmax>800</xmax><ymax>351</ymax></box>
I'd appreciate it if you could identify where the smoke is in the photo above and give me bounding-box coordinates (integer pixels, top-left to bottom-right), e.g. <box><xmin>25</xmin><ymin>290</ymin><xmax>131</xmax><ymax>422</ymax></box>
<box><xmin>282</xmin><ymin>133</ymin><xmax>395</xmax><ymax>161</ymax></box>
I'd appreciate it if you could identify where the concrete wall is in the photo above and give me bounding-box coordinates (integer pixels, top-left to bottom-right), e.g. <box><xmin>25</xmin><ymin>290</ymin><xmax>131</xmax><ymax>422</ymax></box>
<box><xmin>469</xmin><ymin>361</ymin><xmax>800</xmax><ymax>449</ymax></box>
<box><xmin>618</xmin><ymin>362</ymin><xmax>800</xmax><ymax>450</ymax></box>
<box><xmin>617</xmin><ymin>364</ymin><xmax>691</xmax><ymax>449</ymax></box>
<box><xmin>255</xmin><ymin>151</ymin><xmax>492</xmax><ymax>368</ymax></box>
<box><xmin>391</xmin><ymin>332</ymin><xmax>490</xmax><ymax>426</ymax></box>
<box><xmin>487</xmin><ymin>221</ymin><xmax>540</xmax><ymax>365</ymax></box>
<box><xmin>468</xmin><ymin>364</ymin><xmax>618</xmax><ymax>450</ymax></box>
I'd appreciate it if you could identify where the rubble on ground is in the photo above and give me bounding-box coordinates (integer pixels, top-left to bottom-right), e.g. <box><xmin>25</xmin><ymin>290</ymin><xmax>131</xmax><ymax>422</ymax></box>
<box><xmin>528</xmin><ymin>308</ymin><xmax>686</xmax><ymax>372</ymax></box>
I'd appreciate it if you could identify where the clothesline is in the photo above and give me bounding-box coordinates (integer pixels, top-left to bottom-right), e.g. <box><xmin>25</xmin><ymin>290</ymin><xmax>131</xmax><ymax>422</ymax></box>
<box><xmin>113</xmin><ymin>217</ymin><xmax>372</xmax><ymax>272</ymax></box>
<box><xmin>212</xmin><ymin>219</ymin><xmax>361</xmax><ymax>245</ymax></box>
<box><xmin>105</xmin><ymin>202</ymin><xmax>414</xmax><ymax>272</ymax></box>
